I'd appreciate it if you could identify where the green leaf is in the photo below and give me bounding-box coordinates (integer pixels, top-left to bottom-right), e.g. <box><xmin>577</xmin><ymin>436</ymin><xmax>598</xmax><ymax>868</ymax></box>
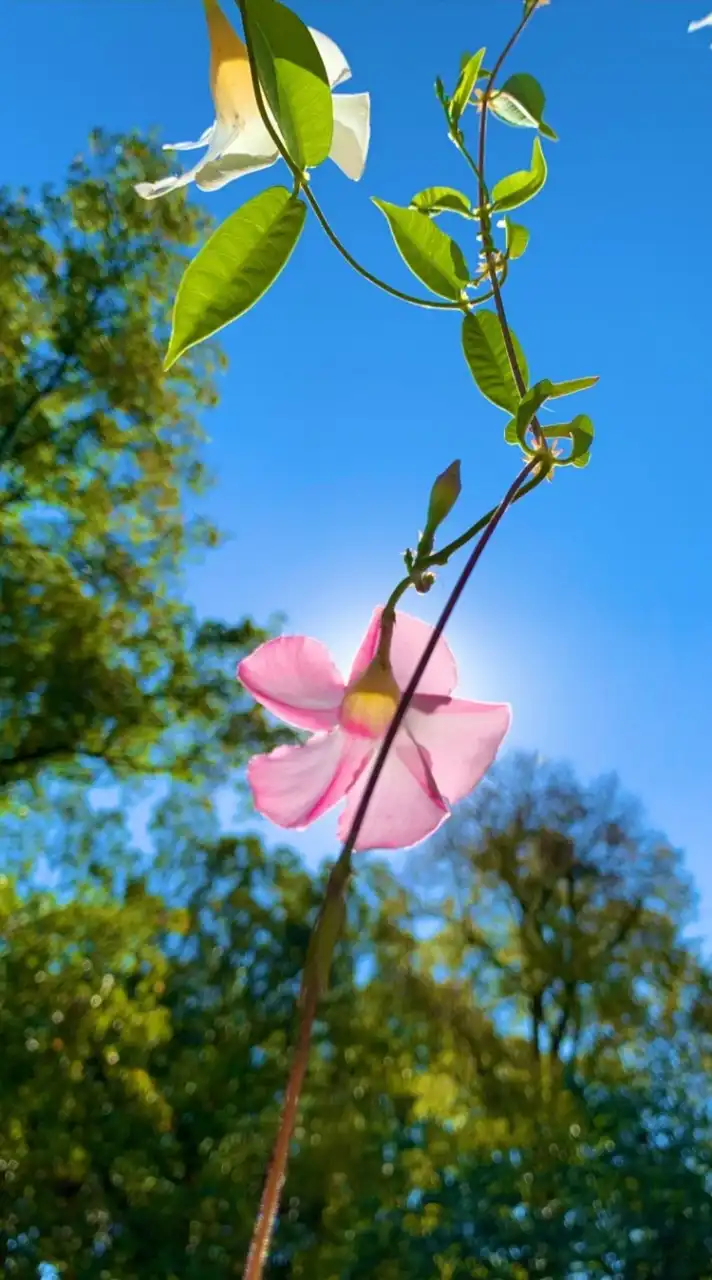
<box><xmin>502</xmin><ymin>217</ymin><xmax>530</xmax><ymax>260</ymax></box>
<box><xmin>410</xmin><ymin>187</ymin><xmax>473</xmax><ymax>218</ymax></box>
<box><xmin>504</xmin><ymin>377</ymin><xmax>597</xmax><ymax>445</ymax></box>
<box><xmin>244</xmin><ymin>0</ymin><xmax>333</xmax><ymax>168</ymax></box>
<box><xmin>513</xmin><ymin>379</ymin><xmax>551</xmax><ymax>446</ymax></box>
<box><xmin>462</xmin><ymin>310</ymin><xmax>529</xmax><ymax>413</ymax></box>
<box><xmin>489</xmin><ymin>72</ymin><xmax>558</xmax><ymax>139</ymax></box>
<box><xmin>546</xmin><ymin>375</ymin><xmax>599</xmax><ymax>398</ymax></box>
<box><xmin>165</xmin><ymin>186</ymin><xmax>306</xmax><ymax>369</ymax></box>
<box><xmin>491</xmin><ymin>137</ymin><xmax>548</xmax><ymax>213</ymax></box>
<box><xmin>449</xmin><ymin>48</ymin><xmax>486</xmax><ymax>125</ymax></box>
<box><xmin>372</xmin><ymin>199</ymin><xmax>471</xmax><ymax>299</ymax></box>
<box><xmin>541</xmin><ymin>413</ymin><xmax>595</xmax><ymax>466</ymax></box>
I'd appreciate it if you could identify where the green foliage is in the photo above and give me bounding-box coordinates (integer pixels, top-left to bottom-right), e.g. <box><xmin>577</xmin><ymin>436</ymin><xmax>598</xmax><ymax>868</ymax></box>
<box><xmin>461</xmin><ymin>310</ymin><xmax>529</xmax><ymax>413</ymax></box>
<box><xmin>503</xmin><ymin>377</ymin><xmax>597</xmax><ymax>455</ymax></box>
<box><xmin>448</xmin><ymin>49</ymin><xmax>485</xmax><ymax>127</ymax></box>
<box><xmin>373</xmin><ymin>199</ymin><xmax>470</xmax><ymax>300</ymax></box>
<box><xmin>0</xmin><ymin>131</ymin><xmax>284</xmax><ymax>801</ymax></box>
<box><xmin>2</xmin><ymin>756</ymin><xmax>710</xmax><ymax>1276</ymax></box>
<box><xmin>244</xmin><ymin>0</ymin><xmax>333</xmax><ymax>168</ymax></box>
<box><xmin>410</xmin><ymin>187</ymin><xmax>473</xmax><ymax>219</ymax></box>
<box><xmin>491</xmin><ymin>136</ymin><xmax>548</xmax><ymax>213</ymax></box>
<box><xmin>165</xmin><ymin>187</ymin><xmax>307</xmax><ymax>369</ymax></box>
<box><xmin>501</xmin><ymin>216</ymin><xmax>529</xmax><ymax>260</ymax></box>
<box><xmin>489</xmin><ymin>72</ymin><xmax>557</xmax><ymax>140</ymax></box>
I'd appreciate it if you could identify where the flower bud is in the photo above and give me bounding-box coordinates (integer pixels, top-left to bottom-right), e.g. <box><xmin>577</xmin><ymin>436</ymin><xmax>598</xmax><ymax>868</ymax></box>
<box><xmin>425</xmin><ymin>460</ymin><xmax>461</xmax><ymax>536</ymax></box>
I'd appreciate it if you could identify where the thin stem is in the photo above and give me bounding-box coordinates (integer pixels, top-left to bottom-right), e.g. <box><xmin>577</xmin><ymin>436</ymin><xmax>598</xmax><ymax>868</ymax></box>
<box><xmin>429</xmin><ymin>467</ymin><xmax>546</xmax><ymax>566</ymax></box>
<box><xmin>235</xmin><ymin>0</ymin><xmax>466</xmax><ymax>312</ymax></box>
<box><xmin>239</xmin><ymin>457</ymin><xmax>539</xmax><ymax>1280</ymax></box>
<box><xmin>240</xmin><ymin>982</ymin><xmax>319</xmax><ymax>1280</ymax></box>
<box><xmin>381</xmin><ymin>464</ymin><xmax>546</xmax><ymax>628</ymax></box>
<box><xmin>474</xmin><ymin>4</ymin><xmax>546</xmax><ymax>449</ymax></box>
<box><xmin>339</xmin><ymin>457</ymin><xmax>538</xmax><ymax>858</ymax></box>
<box><xmin>241</xmin><ymin>848</ymin><xmax>352</xmax><ymax>1280</ymax></box>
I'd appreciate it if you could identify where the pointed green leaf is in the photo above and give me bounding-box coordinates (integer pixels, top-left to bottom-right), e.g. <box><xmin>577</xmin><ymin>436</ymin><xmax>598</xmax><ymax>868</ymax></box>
<box><xmin>244</xmin><ymin>0</ymin><xmax>333</xmax><ymax>167</ymax></box>
<box><xmin>546</xmin><ymin>375</ymin><xmax>599</xmax><ymax>398</ymax></box>
<box><xmin>541</xmin><ymin>414</ymin><xmax>595</xmax><ymax>466</ymax></box>
<box><xmin>450</xmin><ymin>48</ymin><xmax>486</xmax><ymax>125</ymax></box>
<box><xmin>491</xmin><ymin>137</ymin><xmax>548</xmax><ymax>213</ymax></box>
<box><xmin>512</xmin><ymin>379</ymin><xmax>552</xmax><ymax>446</ymax></box>
<box><xmin>373</xmin><ymin>199</ymin><xmax>470</xmax><ymax>299</ymax></box>
<box><xmin>502</xmin><ymin>217</ymin><xmax>530</xmax><ymax>260</ymax></box>
<box><xmin>165</xmin><ymin>186</ymin><xmax>306</xmax><ymax>369</ymax></box>
<box><xmin>411</xmin><ymin>186</ymin><xmax>474</xmax><ymax>218</ymax></box>
<box><xmin>490</xmin><ymin>72</ymin><xmax>557</xmax><ymax>139</ymax></box>
<box><xmin>462</xmin><ymin>310</ymin><xmax>529</xmax><ymax>413</ymax></box>
<box><xmin>567</xmin><ymin>414</ymin><xmax>594</xmax><ymax>464</ymax></box>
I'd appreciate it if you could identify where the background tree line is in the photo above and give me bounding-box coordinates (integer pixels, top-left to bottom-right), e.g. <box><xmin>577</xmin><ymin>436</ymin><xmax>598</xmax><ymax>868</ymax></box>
<box><xmin>1</xmin><ymin>135</ymin><xmax>711</xmax><ymax>1279</ymax></box>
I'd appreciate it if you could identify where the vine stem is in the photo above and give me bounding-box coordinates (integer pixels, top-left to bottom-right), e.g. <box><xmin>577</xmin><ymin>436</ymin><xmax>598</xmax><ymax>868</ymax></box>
<box><xmin>235</xmin><ymin>0</ymin><xmax>497</xmax><ymax>313</ymax></box>
<box><xmin>240</xmin><ymin>983</ymin><xmax>318</xmax><ymax>1280</ymax></box>
<box><xmin>239</xmin><ymin>455</ymin><xmax>539</xmax><ymax>1280</ymax></box>
<box><xmin>236</xmin><ymin>6</ymin><xmax>549</xmax><ymax>1277</ymax></box>
<box><xmin>475</xmin><ymin>2</ymin><xmax>546</xmax><ymax>449</ymax></box>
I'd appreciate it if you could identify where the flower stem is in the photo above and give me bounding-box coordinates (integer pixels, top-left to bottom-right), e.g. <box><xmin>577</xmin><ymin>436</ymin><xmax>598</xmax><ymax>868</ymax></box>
<box><xmin>240</xmin><ymin>849</ymin><xmax>352</xmax><ymax>1280</ymax></box>
<box><xmin>234</xmin><ymin>0</ymin><xmax>469</xmax><ymax>312</ymax></box>
<box><xmin>238</xmin><ymin>456</ymin><xmax>538</xmax><ymax>1280</ymax></box>
<box><xmin>339</xmin><ymin>457</ymin><xmax>538</xmax><ymax>858</ymax></box>
<box><xmin>471</xmin><ymin>4</ymin><xmax>547</xmax><ymax>451</ymax></box>
<box><xmin>240</xmin><ymin>982</ymin><xmax>318</xmax><ymax>1280</ymax></box>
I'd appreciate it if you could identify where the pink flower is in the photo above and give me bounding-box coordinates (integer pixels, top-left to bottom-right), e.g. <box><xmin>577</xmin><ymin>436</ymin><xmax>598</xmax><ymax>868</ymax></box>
<box><xmin>237</xmin><ymin>607</ymin><xmax>511</xmax><ymax>853</ymax></box>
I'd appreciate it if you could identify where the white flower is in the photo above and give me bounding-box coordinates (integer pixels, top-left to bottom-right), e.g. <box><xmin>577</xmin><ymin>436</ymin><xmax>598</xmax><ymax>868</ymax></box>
<box><xmin>136</xmin><ymin>0</ymin><xmax>370</xmax><ymax>201</ymax></box>
<box><xmin>688</xmin><ymin>11</ymin><xmax>712</xmax><ymax>33</ymax></box>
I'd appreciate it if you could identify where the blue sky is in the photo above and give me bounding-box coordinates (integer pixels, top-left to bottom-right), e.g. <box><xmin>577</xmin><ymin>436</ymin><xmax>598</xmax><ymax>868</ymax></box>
<box><xmin>4</xmin><ymin>0</ymin><xmax>712</xmax><ymax>933</ymax></box>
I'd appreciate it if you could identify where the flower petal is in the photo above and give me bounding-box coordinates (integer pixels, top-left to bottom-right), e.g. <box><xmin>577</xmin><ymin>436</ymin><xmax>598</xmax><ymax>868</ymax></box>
<box><xmin>135</xmin><ymin>167</ymin><xmax>204</xmax><ymax>201</ymax></box>
<box><xmin>135</xmin><ymin>119</ymin><xmax>237</xmax><ymax>201</ymax></box>
<box><xmin>163</xmin><ymin>124</ymin><xmax>216</xmax><ymax>153</ymax></box>
<box><xmin>689</xmin><ymin>12</ymin><xmax>712</xmax><ymax>32</ymax></box>
<box><xmin>337</xmin><ymin>733</ymin><xmax>448</xmax><ymax>852</ymax></box>
<box><xmin>329</xmin><ymin>93</ymin><xmax>370</xmax><ymax>180</ymax></box>
<box><xmin>238</xmin><ymin>635</ymin><xmax>345</xmax><ymax>731</ymax></box>
<box><xmin>196</xmin><ymin>113</ymin><xmax>278</xmax><ymax>189</ymax></box>
<box><xmin>349</xmin><ymin>608</ymin><xmax>457</xmax><ymax>698</ymax></box>
<box><xmin>406</xmin><ymin>695</ymin><xmax>511</xmax><ymax>806</ymax></box>
<box><xmin>309</xmin><ymin>27</ymin><xmax>352</xmax><ymax>88</ymax></box>
<box><xmin>248</xmin><ymin>730</ymin><xmax>372</xmax><ymax>829</ymax></box>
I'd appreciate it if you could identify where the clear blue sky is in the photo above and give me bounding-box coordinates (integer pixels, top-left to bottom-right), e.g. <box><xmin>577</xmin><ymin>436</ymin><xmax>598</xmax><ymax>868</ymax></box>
<box><xmin>4</xmin><ymin>1</ymin><xmax>712</xmax><ymax>932</ymax></box>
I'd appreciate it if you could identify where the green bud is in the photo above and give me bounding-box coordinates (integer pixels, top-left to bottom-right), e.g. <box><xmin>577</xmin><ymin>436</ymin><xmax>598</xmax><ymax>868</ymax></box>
<box><xmin>425</xmin><ymin>460</ymin><xmax>462</xmax><ymax>536</ymax></box>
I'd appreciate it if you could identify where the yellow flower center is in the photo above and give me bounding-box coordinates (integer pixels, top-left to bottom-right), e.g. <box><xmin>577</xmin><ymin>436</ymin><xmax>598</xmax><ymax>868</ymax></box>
<box><xmin>340</xmin><ymin>658</ymin><xmax>401</xmax><ymax>739</ymax></box>
<box><xmin>205</xmin><ymin>0</ymin><xmax>257</xmax><ymax>123</ymax></box>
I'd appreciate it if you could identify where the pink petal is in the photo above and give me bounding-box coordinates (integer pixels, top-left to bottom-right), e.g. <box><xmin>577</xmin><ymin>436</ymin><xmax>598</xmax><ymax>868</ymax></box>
<box><xmin>238</xmin><ymin>635</ymin><xmax>345</xmax><ymax>731</ymax></box>
<box><xmin>349</xmin><ymin>608</ymin><xmax>457</xmax><ymax>698</ymax></box>
<box><xmin>337</xmin><ymin>733</ymin><xmax>448</xmax><ymax>852</ymax></box>
<box><xmin>405</xmin><ymin>695</ymin><xmax>511</xmax><ymax>807</ymax></box>
<box><xmin>248</xmin><ymin>729</ymin><xmax>372</xmax><ymax>829</ymax></box>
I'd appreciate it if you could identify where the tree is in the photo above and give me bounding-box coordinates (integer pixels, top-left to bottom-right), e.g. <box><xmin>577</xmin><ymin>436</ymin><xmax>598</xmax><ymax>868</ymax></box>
<box><xmin>1</xmin><ymin>757</ymin><xmax>711</xmax><ymax>1276</ymax></box>
<box><xmin>0</xmin><ymin>131</ymin><xmax>283</xmax><ymax>801</ymax></box>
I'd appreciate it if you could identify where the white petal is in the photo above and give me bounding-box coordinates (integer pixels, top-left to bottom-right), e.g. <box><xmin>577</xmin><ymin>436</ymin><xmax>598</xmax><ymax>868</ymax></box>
<box><xmin>135</xmin><ymin>167</ymin><xmax>204</xmax><ymax>201</ymax></box>
<box><xmin>135</xmin><ymin>119</ymin><xmax>236</xmax><ymax>202</ymax></box>
<box><xmin>309</xmin><ymin>27</ymin><xmax>351</xmax><ymax>88</ymax></box>
<box><xmin>163</xmin><ymin>124</ymin><xmax>216</xmax><ymax>153</ymax></box>
<box><xmin>197</xmin><ymin>112</ymin><xmax>278</xmax><ymax>189</ymax></box>
<box><xmin>689</xmin><ymin>12</ymin><xmax>712</xmax><ymax>31</ymax></box>
<box><xmin>197</xmin><ymin>151</ymin><xmax>277</xmax><ymax>190</ymax></box>
<box><xmin>329</xmin><ymin>93</ymin><xmax>370</xmax><ymax>180</ymax></box>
